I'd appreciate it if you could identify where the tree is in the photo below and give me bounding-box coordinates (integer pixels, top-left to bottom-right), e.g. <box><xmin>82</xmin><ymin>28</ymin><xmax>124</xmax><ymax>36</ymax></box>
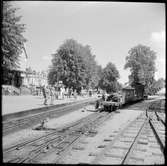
<box><xmin>79</xmin><ymin>45</ymin><xmax>101</xmax><ymax>89</ymax></box>
<box><xmin>116</xmin><ymin>81</ymin><xmax>123</xmax><ymax>91</ymax></box>
<box><xmin>48</xmin><ymin>39</ymin><xmax>102</xmax><ymax>93</ymax></box>
<box><xmin>48</xmin><ymin>53</ymin><xmax>65</xmax><ymax>85</ymax></box>
<box><xmin>99</xmin><ymin>62</ymin><xmax>120</xmax><ymax>93</ymax></box>
<box><xmin>2</xmin><ymin>1</ymin><xmax>27</xmax><ymax>70</ymax></box>
<box><xmin>48</xmin><ymin>39</ymin><xmax>87</xmax><ymax>93</ymax></box>
<box><xmin>124</xmin><ymin>44</ymin><xmax>156</xmax><ymax>94</ymax></box>
<box><xmin>157</xmin><ymin>78</ymin><xmax>165</xmax><ymax>88</ymax></box>
<box><xmin>148</xmin><ymin>78</ymin><xmax>165</xmax><ymax>95</ymax></box>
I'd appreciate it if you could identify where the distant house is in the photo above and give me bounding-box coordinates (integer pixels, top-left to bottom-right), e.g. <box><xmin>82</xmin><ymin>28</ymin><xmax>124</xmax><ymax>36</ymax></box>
<box><xmin>22</xmin><ymin>70</ymin><xmax>48</xmax><ymax>87</ymax></box>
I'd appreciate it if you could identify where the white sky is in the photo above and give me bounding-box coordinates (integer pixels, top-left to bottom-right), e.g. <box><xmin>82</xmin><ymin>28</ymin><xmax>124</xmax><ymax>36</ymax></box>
<box><xmin>13</xmin><ymin>1</ymin><xmax>165</xmax><ymax>84</ymax></box>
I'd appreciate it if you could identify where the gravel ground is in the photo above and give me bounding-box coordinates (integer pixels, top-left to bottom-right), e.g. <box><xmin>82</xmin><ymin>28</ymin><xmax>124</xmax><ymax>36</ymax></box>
<box><xmin>3</xmin><ymin>96</ymin><xmax>164</xmax><ymax>164</ymax></box>
<box><xmin>42</xmin><ymin>108</ymin><xmax>94</xmax><ymax>129</ymax></box>
<box><xmin>56</xmin><ymin>97</ymin><xmax>165</xmax><ymax>164</ymax></box>
<box><xmin>3</xmin><ymin>108</ymin><xmax>94</xmax><ymax>149</ymax></box>
<box><xmin>3</xmin><ymin>128</ymin><xmax>48</xmax><ymax>149</ymax></box>
<box><xmin>58</xmin><ymin>108</ymin><xmax>142</xmax><ymax>164</ymax></box>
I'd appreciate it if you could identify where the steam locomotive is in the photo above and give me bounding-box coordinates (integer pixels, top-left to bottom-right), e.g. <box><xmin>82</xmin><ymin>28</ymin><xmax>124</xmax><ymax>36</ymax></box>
<box><xmin>96</xmin><ymin>83</ymin><xmax>145</xmax><ymax>112</ymax></box>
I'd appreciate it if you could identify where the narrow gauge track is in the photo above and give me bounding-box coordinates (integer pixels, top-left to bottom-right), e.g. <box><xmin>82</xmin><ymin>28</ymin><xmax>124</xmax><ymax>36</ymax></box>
<box><xmin>91</xmin><ymin>110</ymin><xmax>165</xmax><ymax>165</ymax></box>
<box><xmin>3</xmin><ymin>111</ymin><xmax>113</xmax><ymax>163</ymax></box>
<box><xmin>147</xmin><ymin>111</ymin><xmax>165</xmax><ymax>154</ymax></box>
<box><xmin>3</xmin><ymin>99</ymin><xmax>96</xmax><ymax>136</ymax></box>
<box><xmin>147</xmin><ymin>100</ymin><xmax>165</xmax><ymax>153</ymax></box>
<box><xmin>155</xmin><ymin>111</ymin><xmax>165</xmax><ymax>125</ymax></box>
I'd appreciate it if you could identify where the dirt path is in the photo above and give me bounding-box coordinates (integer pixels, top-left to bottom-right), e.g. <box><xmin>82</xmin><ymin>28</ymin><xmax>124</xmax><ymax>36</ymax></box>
<box><xmin>56</xmin><ymin>109</ymin><xmax>142</xmax><ymax>164</ymax></box>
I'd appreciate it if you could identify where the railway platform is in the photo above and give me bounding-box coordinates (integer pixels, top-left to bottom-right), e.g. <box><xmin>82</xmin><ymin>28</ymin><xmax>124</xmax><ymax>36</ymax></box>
<box><xmin>2</xmin><ymin>95</ymin><xmax>98</xmax><ymax>116</ymax></box>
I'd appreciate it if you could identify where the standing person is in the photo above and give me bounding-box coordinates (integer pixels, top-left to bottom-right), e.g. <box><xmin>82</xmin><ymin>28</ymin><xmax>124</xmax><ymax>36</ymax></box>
<box><xmin>66</xmin><ymin>87</ymin><xmax>69</xmax><ymax>98</ymax></box>
<box><xmin>74</xmin><ymin>89</ymin><xmax>77</xmax><ymax>99</ymax></box>
<box><xmin>53</xmin><ymin>86</ymin><xmax>56</xmax><ymax>99</ymax></box>
<box><xmin>42</xmin><ymin>85</ymin><xmax>47</xmax><ymax>105</ymax></box>
<box><xmin>69</xmin><ymin>88</ymin><xmax>72</xmax><ymax>98</ymax></box>
<box><xmin>54</xmin><ymin>86</ymin><xmax>58</xmax><ymax>100</ymax></box>
<box><xmin>102</xmin><ymin>92</ymin><xmax>106</xmax><ymax>101</ymax></box>
<box><xmin>49</xmin><ymin>86</ymin><xmax>54</xmax><ymax>105</ymax></box>
<box><xmin>64</xmin><ymin>87</ymin><xmax>67</xmax><ymax>99</ymax></box>
<box><xmin>57</xmin><ymin>86</ymin><xmax>60</xmax><ymax>99</ymax></box>
<box><xmin>56</xmin><ymin>87</ymin><xmax>59</xmax><ymax>99</ymax></box>
<box><xmin>62</xmin><ymin>86</ymin><xmax>65</xmax><ymax>99</ymax></box>
<box><xmin>89</xmin><ymin>89</ymin><xmax>92</xmax><ymax>97</ymax></box>
<box><xmin>59</xmin><ymin>86</ymin><xmax>62</xmax><ymax>99</ymax></box>
<box><xmin>81</xmin><ymin>87</ymin><xmax>83</xmax><ymax>97</ymax></box>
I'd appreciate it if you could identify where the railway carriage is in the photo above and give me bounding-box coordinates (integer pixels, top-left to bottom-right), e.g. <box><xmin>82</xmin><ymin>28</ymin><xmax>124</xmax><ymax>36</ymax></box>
<box><xmin>121</xmin><ymin>86</ymin><xmax>135</xmax><ymax>104</ymax></box>
<box><xmin>134</xmin><ymin>83</ymin><xmax>145</xmax><ymax>101</ymax></box>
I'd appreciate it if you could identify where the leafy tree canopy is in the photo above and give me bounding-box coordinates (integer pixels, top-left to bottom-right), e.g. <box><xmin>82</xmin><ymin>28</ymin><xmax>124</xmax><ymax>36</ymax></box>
<box><xmin>147</xmin><ymin>78</ymin><xmax>165</xmax><ymax>95</ymax></box>
<box><xmin>124</xmin><ymin>44</ymin><xmax>156</xmax><ymax>93</ymax></box>
<box><xmin>2</xmin><ymin>1</ymin><xmax>27</xmax><ymax>70</ymax></box>
<box><xmin>99</xmin><ymin>62</ymin><xmax>120</xmax><ymax>93</ymax></box>
<box><xmin>48</xmin><ymin>39</ymin><xmax>101</xmax><ymax>93</ymax></box>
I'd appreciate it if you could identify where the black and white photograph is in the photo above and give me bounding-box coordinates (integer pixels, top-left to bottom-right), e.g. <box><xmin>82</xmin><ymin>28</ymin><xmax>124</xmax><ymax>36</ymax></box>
<box><xmin>2</xmin><ymin>1</ymin><xmax>165</xmax><ymax>164</ymax></box>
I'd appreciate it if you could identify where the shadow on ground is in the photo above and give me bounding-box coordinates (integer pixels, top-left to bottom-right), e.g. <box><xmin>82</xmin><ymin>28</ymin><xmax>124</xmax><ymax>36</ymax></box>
<box><xmin>122</xmin><ymin>100</ymin><xmax>148</xmax><ymax>111</ymax></box>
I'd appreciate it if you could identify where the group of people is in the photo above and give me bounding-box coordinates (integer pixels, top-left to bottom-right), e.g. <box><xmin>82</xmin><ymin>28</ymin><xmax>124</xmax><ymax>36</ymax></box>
<box><xmin>41</xmin><ymin>85</ymin><xmax>77</xmax><ymax>105</ymax></box>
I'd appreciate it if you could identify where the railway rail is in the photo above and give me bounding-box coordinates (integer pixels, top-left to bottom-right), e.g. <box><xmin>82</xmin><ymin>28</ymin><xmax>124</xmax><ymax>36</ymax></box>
<box><xmin>3</xmin><ymin>98</ymin><xmax>96</xmax><ymax>136</ymax></box>
<box><xmin>90</xmin><ymin>110</ymin><xmax>165</xmax><ymax>165</ymax></box>
<box><xmin>155</xmin><ymin>111</ymin><xmax>165</xmax><ymax>125</ymax></box>
<box><xmin>3</xmin><ymin>110</ymin><xmax>113</xmax><ymax>163</ymax></box>
<box><xmin>147</xmin><ymin>100</ymin><xmax>165</xmax><ymax>153</ymax></box>
<box><xmin>147</xmin><ymin>111</ymin><xmax>165</xmax><ymax>154</ymax></box>
<box><xmin>3</xmin><ymin>98</ymin><xmax>165</xmax><ymax>164</ymax></box>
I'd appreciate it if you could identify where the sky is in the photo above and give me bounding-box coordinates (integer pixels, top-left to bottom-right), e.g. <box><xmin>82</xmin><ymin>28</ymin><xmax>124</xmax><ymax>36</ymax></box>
<box><xmin>12</xmin><ymin>1</ymin><xmax>165</xmax><ymax>84</ymax></box>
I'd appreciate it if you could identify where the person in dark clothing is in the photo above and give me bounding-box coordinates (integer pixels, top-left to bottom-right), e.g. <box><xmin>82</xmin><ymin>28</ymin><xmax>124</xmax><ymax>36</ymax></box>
<box><xmin>95</xmin><ymin>100</ymin><xmax>100</xmax><ymax>109</ymax></box>
<box><xmin>49</xmin><ymin>86</ymin><xmax>54</xmax><ymax>105</ymax></box>
<box><xmin>74</xmin><ymin>89</ymin><xmax>77</xmax><ymax>99</ymax></box>
<box><xmin>69</xmin><ymin>88</ymin><xmax>72</xmax><ymax>98</ymax></box>
<box><xmin>102</xmin><ymin>94</ymin><xmax>106</xmax><ymax>101</ymax></box>
<box><xmin>89</xmin><ymin>90</ymin><xmax>92</xmax><ymax>97</ymax></box>
<box><xmin>42</xmin><ymin>86</ymin><xmax>47</xmax><ymax>105</ymax></box>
